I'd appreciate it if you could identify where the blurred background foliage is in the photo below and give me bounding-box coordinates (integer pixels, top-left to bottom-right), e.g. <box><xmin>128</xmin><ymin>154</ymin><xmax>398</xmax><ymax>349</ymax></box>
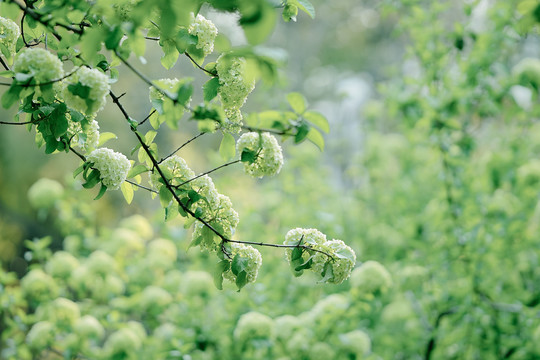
<box><xmin>2</xmin><ymin>0</ymin><xmax>540</xmax><ymax>359</ymax></box>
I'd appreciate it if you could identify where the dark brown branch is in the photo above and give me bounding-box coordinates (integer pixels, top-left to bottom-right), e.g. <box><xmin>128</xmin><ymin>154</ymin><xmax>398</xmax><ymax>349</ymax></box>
<box><xmin>0</xmin><ymin>119</ymin><xmax>34</xmax><ymax>125</ymax></box>
<box><xmin>158</xmin><ymin>131</ymin><xmax>206</xmax><ymax>164</ymax></box>
<box><xmin>0</xmin><ymin>57</ymin><xmax>9</xmax><ymax>71</ymax></box>
<box><xmin>108</xmin><ymin>90</ymin><xmax>335</xmax><ymax>259</ymax></box>
<box><xmin>138</xmin><ymin>109</ymin><xmax>156</xmax><ymax>126</ymax></box>
<box><xmin>241</xmin><ymin>125</ymin><xmax>294</xmax><ymax>136</ymax></box>
<box><xmin>174</xmin><ymin>160</ymin><xmax>241</xmax><ymax>188</ymax></box>
<box><xmin>184</xmin><ymin>52</ymin><xmax>217</xmax><ymax>77</ymax></box>
<box><xmin>10</xmin><ymin>0</ymin><xmax>83</xmax><ymax>37</ymax></box>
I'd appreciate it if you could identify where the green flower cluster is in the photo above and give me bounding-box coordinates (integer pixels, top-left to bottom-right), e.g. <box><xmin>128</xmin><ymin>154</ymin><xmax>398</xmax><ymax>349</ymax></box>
<box><xmin>284</xmin><ymin>228</ymin><xmax>356</xmax><ymax>284</ymax></box>
<box><xmin>27</xmin><ymin>178</ymin><xmax>64</xmax><ymax>209</ymax></box>
<box><xmin>237</xmin><ymin>132</ymin><xmax>284</xmax><ymax>177</ymax></box>
<box><xmin>189</xmin><ymin>13</ymin><xmax>218</xmax><ymax>57</ymax></box>
<box><xmin>13</xmin><ymin>48</ymin><xmax>64</xmax><ymax>83</ymax></box>
<box><xmin>350</xmin><ymin>261</ymin><xmax>393</xmax><ymax>294</ymax></box>
<box><xmin>233</xmin><ymin>311</ymin><xmax>275</xmax><ymax>343</ymax></box>
<box><xmin>62</xmin><ymin>67</ymin><xmax>110</xmax><ymax>115</ymax></box>
<box><xmin>87</xmin><ymin>148</ymin><xmax>131</xmax><ymax>190</ymax></box>
<box><xmin>0</xmin><ymin>16</ymin><xmax>20</xmax><ymax>58</ymax></box>
<box><xmin>223</xmin><ymin>242</ymin><xmax>263</xmax><ymax>284</ymax></box>
<box><xmin>216</xmin><ymin>55</ymin><xmax>255</xmax><ymax>132</ymax></box>
<box><xmin>68</xmin><ymin>118</ymin><xmax>100</xmax><ymax>153</ymax></box>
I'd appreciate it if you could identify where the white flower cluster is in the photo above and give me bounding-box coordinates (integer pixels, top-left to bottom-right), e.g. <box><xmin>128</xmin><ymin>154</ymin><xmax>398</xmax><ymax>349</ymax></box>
<box><xmin>339</xmin><ymin>330</ymin><xmax>371</xmax><ymax>358</ymax></box>
<box><xmin>188</xmin><ymin>13</ymin><xmax>218</xmax><ymax>57</ymax></box>
<box><xmin>216</xmin><ymin>55</ymin><xmax>255</xmax><ymax>132</ymax></box>
<box><xmin>350</xmin><ymin>260</ymin><xmax>393</xmax><ymax>294</ymax></box>
<box><xmin>223</xmin><ymin>242</ymin><xmax>262</xmax><ymax>284</ymax></box>
<box><xmin>149</xmin><ymin>78</ymin><xmax>182</xmax><ymax>103</ymax></box>
<box><xmin>27</xmin><ymin>178</ymin><xmax>64</xmax><ymax>209</ymax></box>
<box><xmin>87</xmin><ymin>148</ymin><xmax>131</xmax><ymax>190</ymax></box>
<box><xmin>513</xmin><ymin>58</ymin><xmax>540</xmax><ymax>87</ymax></box>
<box><xmin>62</xmin><ymin>67</ymin><xmax>110</xmax><ymax>115</ymax></box>
<box><xmin>237</xmin><ymin>132</ymin><xmax>283</xmax><ymax>177</ymax></box>
<box><xmin>152</xmin><ymin>156</ymin><xmax>240</xmax><ymax>253</ymax></box>
<box><xmin>68</xmin><ymin>118</ymin><xmax>100</xmax><ymax>153</ymax></box>
<box><xmin>284</xmin><ymin>228</ymin><xmax>356</xmax><ymax>284</ymax></box>
<box><xmin>13</xmin><ymin>48</ymin><xmax>64</xmax><ymax>83</ymax></box>
<box><xmin>233</xmin><ymin>311</ymin><xmax>274</xmax><ymax>342</ymax></box>
<box><xmin>150</xmin><ymin>155</ymin><xmax>195</xmax><ymax>187</ymax></box>
<box><xmin>0</xmin><ymin>17</ymin><xmax>20</xmax><ymax>57</ymax></box>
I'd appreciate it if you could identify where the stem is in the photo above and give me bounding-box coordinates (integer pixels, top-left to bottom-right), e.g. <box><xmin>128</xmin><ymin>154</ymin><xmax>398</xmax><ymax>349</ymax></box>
<box><xmin>184</xmin><ymin>52</ymin><xmax>217</xmax><ymax>77</ymax></box>
<box><xmin>0</xmin><ymin>57</ymin><xmax>9</xmax><ymax>71</ymax></box>
<box><xmin>138</xmin><ymin>109</ymin><xmax>156</xmax><ymax>126</ymax></box>
<box><xmin>0</xmin><ymin>66</ymin><xmax>81</xmax><ymax>88</ymax></box>
<box><xmin>158</xmin><ymin>132</ymin><xmax>206</xmax><ymax>164</ymax></box>
<box><xmin>109</xmin><ymin>90</ymin><xmax>335</xmax><ymax>260</ymax></box>
<box><xmin>241</xmin><ymin>125</ymin><xmax>294</xmax><ymax>136</ymax></box>
<box><xmin>174</xmin><ymin>160</ymin><xmax>241</xmax><ymax>188</ymax></box>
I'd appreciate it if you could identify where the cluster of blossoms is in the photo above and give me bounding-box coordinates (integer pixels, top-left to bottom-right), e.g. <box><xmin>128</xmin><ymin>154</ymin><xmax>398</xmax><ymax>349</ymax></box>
<box><xmin>236</xmin><ymin>132</ymin><xmax>284</xmax><ymax>177</ymax></box>
<box><xmin>513</xmin><ymin>57</ymin><xmax>540</xmax><ymax>88</ymax></box>
<box><xmin>284</xmin><ymin>228</ymin><xmax>356</xmax><ymax>284</ymax></box>
<box><xmin>68</xmin><ymin>118</ymin><xmax>100</xmax><ymax>153</ymax></box>
<box><xmin>87</xmin><ymin>148</ymin><xmax>131</xmax><ymax>190</ymax></box>
<box><xmin>150</xmin><ymin>155</ymin><xmax>195</xmax><ymax>187</ymax></box>
<box><xmin>339</xmin><ymin>330</ymin><xmax>372</xmax><ymax>358</ymax></box>
<box><xmin>350</xmin><ymin>260</ymin><xmax>393</xmax><ymax>295</ymax></box>
<box><xmin>233</xmin><ymin>311</ymin><xmax>275</xmax><ymax>343</ymax></box>
<box><xmin>223</xmin><ymin>242</ymin><xmax>263</xmax><ymax>284</ymax></box>
<box><xmin>27</xmin><ymin>178</ymin><xmax>64</xmax><ymax>209</ymax></box>
<box><xmin>149</xmin><ymin>78</ymin><xmax>187</xmax><ymax>103</ymax></box>
<box><xmin>0</xmin><ymin>16</ymin><xmax>20</xmax><ymax>58</ymax></box>
<box><xmin>216</xmin><ymin>55</ymin><xmax>256</xmax><ymax>132</ymax></box>
<box><xmin>13</xmin><ymin>48</ymin><xmax>64</xmax><ymax>83</ymax></box>
<box><xmin>188</xmin><ymin>13</ymin><xmax>218</xmax><ymax>57</ymax></box>
<box><xmin>62</xmin><ymin>67</ymin><xmax>110</xmax><ymax>115</ymax></box>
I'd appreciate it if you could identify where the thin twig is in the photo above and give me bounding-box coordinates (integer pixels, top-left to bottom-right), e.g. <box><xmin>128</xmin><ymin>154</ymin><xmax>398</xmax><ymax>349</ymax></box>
<box><xmin>108</xmin><ymin>90</ymin><xmax>336</xmax><ymax>259</ymax></box>
<box><xmin>0</xmin><ymin>66</ymin><xmax>81</xmax><ymax>88</ymax></box>
<box><xmin>174</xmin><ymin>160</ymin><xmax>241</xmax><ymax>188</ymax></box>
<box><xmin>139</xmin><ymin>109</ymin><xmax>156</xmax><ymax>126</ymax></box>
<box><xmin>241</xmin><ymin>125</ymin><xmax>294</xmax><ymax>136</ymax></box>
<box><xmin>185</xmin><ymin>52</ymin><xmax>217</xmax><ymax>77</ymax></box>
<box><xmin>0</xmin><ymin>57</ymin><xmax>9</xmax><ymax>71</ymax></box>
<box><xmin>10</xmin><ymin>0</ymin><xmax>83</xmax><ymax>36</ymax></box>
<box><xmin>0</xmin><ymin>119</ymin><xmax>35</xmax><ymax>125</ymax></box>
<box><xmin>127</xmin><ymin>179</ymin><xmax>157</xmax><ymax>193</ymax></box>
<box><xmin>158</xmin><ymin>131</ymin><xmax>206</xmax><ymax>164</ymax></box>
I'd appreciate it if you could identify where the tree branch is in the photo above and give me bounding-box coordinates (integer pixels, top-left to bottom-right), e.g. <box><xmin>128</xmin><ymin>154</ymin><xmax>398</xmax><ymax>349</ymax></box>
<box><xmin>158</xmin><ymin>131</ymin><xmax>207</xmax><ymax>164</ymax></box>
<box><xmin>174</xmin><ymin>160</ymin><xmax>241</xmax><ymax>188</ymax></box>
<box><xmin>109</xmin><ymin>90</ymin><xmax>335</xmax><ymax>259</ymax></box>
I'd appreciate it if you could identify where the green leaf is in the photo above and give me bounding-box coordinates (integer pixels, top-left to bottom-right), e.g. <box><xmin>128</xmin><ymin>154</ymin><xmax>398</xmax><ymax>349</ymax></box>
<box><xmin>306</xmin><ymin>128</ymin><xmax>324</xmax><ymax>151</ymax></box>
<box><xmin>98</xmin><ymin>132</ymin><xmax>117</xmax><ymax>147</ymax></box>
<box><xmin>83</xmin><ymin>169</ymin><xmax>101</xmax><ymax>189</ymax></box>
<box><xmin>213</xmin><ymin>260</ymin><xmax>230</xmax><ymax>290</ymax></box>
<box><xmin>240</xmin><ymin>149</ymin><xmax>257</xmax><ymax>163</ymax></box>
<box><xmin>287</xmin><ymin>92</ymin><xmax>307</xmax><ymax>114</ymax></box>
<box><xmin>176</xmin><ymin>83</ymin><xmax>193</xmax><ymax>106</ymax></box>
<box><xmin>94</xmin><ymin>184</ymin><xmax>108</xmax><ymax>200</ymax></box>
<box><xmin>235</xmin><ymin>270</ymin><xmax>248</xmax><ymax>291</ymax></box>
<box><xmin>0</xmin><ymin>70</ymin><xmax>14</xmax><ymax>78</ymax></box>
<box><xmin>240</xmin><ymin>2</ymin><xmax>277</xmax><ymax>45</ymax></box>
<box><xmin>127</xmin><ymin>164</ymin><xmax>149</xmax><ymax>178</ymax></box>
<box><xmin>294</xmin><ymin>257</ymin><xmax>313</xmax><ymax>272</ymax></box>
<box><xmin>14</xmin><ymin>73</ymin><xmax>33</xmax><ymax>83</ymax></box>
<box><xmin>105</xmin><ymin>26</ymin><xmax>123</xmax><ymax>50</ymax></box>
<box><xmin>160</xmin><ymin>39</ymin><xmax>179</xmax><ymax>70</ymax></box>
<box><xmin>294</xmin><ymin>121</ymin><xmax>310</xmax><ymax>144</ymax></box>
<box><xmin>290</xmin><ymin>0</ymin><xmax>316</xmax><ymax>18</ymax></box>
<box><xmin>219</xmin><ymin>133</ymin><xmax>236</xmax><ymax>161</ymax></box>
<box><xmin>145</xmin><ymin>130</ymin><xmax>157</xmax><ymax>145</ymax></box>
<box><xmin>304</xmin><ymin>111</ymin><xmax>330</xmax><ymax>133</ymax></box>
<box><xmin>319</xmin><ymin>262</ymin><xmax>334</xmax><ymax>283</ymax></box>
<box><xmin>68</xmin><ymin>83</ymin><xmax>91</xmax><ymax>98</ymax></box>
<box><xmin>159</xmin><ymin>185</ymin><xmax>173</xmax><ymax>208</ymax></box>
<box><xmin>2</xmin><ymin>84</ymin><xmax>22</xmax><ymax>109</ymax></box>
<box><xmin>120</xmin><ymin>182</ymin><xmax>134</xmax><ymax>204</ymax></box>
<box><xmin>73</xmin><ymin>164</ymin><xmax>84</xmax><ymax>178</ymax></box>
<box><xmin>203</xmin><ymin>77</ymin><xmax>220</xmax><ymax>102</ymax></box>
